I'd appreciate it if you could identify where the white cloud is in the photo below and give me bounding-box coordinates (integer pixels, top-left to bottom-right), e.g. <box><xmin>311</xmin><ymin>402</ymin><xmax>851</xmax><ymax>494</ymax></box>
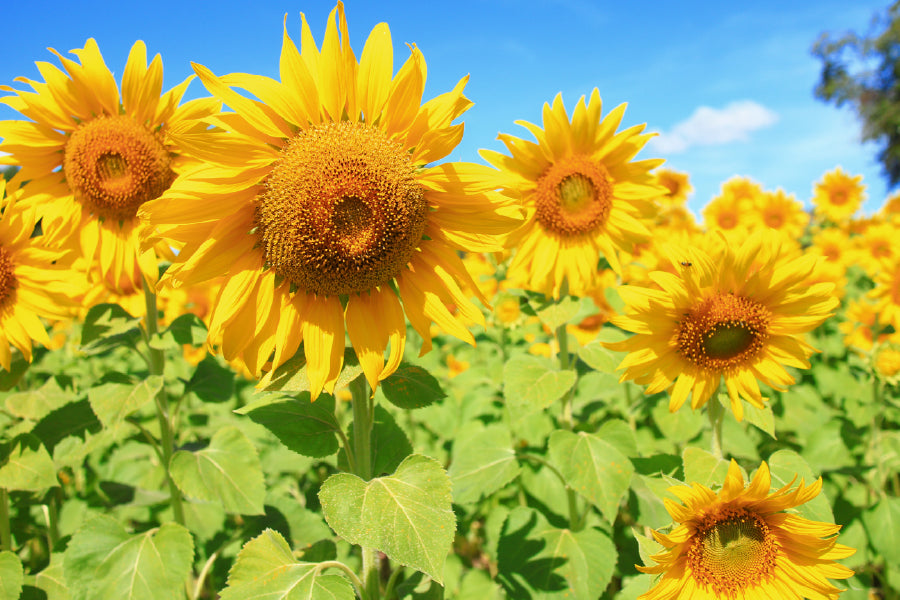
<box><xmin>650</xmin><ymin>100</ymin><xmax>779</xmax><ymax>154</ymax></box>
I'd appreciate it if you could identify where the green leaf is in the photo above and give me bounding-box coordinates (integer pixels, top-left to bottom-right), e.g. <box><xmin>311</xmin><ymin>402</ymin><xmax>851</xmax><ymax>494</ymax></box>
<box><xmin>0</xmin><ymin>433</ymin><xmax>57</xmax><ymax>491</ymax></box>
<box><xmin>767</xmin><ymin>450</ymin><xmax>834</xmax><ymax>524</ymax></box>
<box><xmin>63</xmin><ymin>515</ymin><xmax>193</xmax><ymax>600</ymax></box>
<box><xmin>344</xmin><ymin>405</ymin><xmax>413</xmax><ymax>477</ymax></box>
<box><xmin>0</xmin><ymin>551</ymin><xmax>23</xmax><ymax>600</ymax></box>
<box><xmin>319</xmin><ymin>454</ymin><xmax>455</xmax><ymax>583</ymax></box>
<box><xmin>633</xmin><ymin>530</ymin><xmax>665</xmax><ymax>569</ymax></box>
<box><xmin>801</xmin><ymin>421</ymin><xmax>854</xmax><ymax>473</ymax></box>
<box><xmin>596</xmin><ymin>419</ymin><xmax>639</xmax><ymax>458</ymax></box>
<box><xmin>33</xmin><ymin>553</ymin><xmax>69</xmax><ymax>600</ymax></box>
<box><xmin>577</xmin><ymin>340</ymin><xmax>621</xmax><ymax>374</ymax></box>
<box><xmin>31</xmin><ymin>400</ymin><xmax>102</xmax><ymax>453</ymax></box>
<box><xmin>170</xmin><ymin>426</ymin><xmax>265</xmax><ymax>515</ymax></box>
<box><xmin>79</xmin><ymin>303</ymin><xmax>142</xmax><ymax>355</ymax></box>
<box><xmin>548</xmin><ymin>430</ymin><xmax>634</xmax><ymax>523</ymax></box>
<box><xmin>502</xmin><ymin>356</ymin><xmax>576</xmax><ymax>418</ymax></box>
<box><xmin>496</xmin><ymin>506</ymin><xmax>616</xmax><ymax>599</ymax></box>
<box><xmin>4</xmin><ymin>378</ymin><xmax>75</xmax><ymax>421</ymax></box>
<box><xmin>862</xmin><ymin>496</ymin><xmax>900</xmax><ymax>564</ymax></box>
<box><xmin>681</xmin><ymin>446</ymin><xmax>730</xmax><ymax>488</ymax></box>
<box><xmin>533</xmin><ymin>295</ymin><xmax>582</xmax><ymax>330</ymax></box>
<box><xmin>737</xmin><ymin>399</ymin><xmax>776</xmax><ymax>439</ymax></box>
<box><xmin>651</xmin><ymin>399</ymin><xmax>705</xmax><ymax>443</ymax></box>
<box><xmin>220</xmin><ymin>529</ymin><xmax>354</xmax><ymax>600</ymax></box>
<box><xmin>87</xmin><ymin>376</ymin><xmax>163</xmax><ymax>438</ymax></box>
<box><xmin>449</xmin><ymin>423</ymin><xmax>520</xmax><ymax>504</ymax></box>
<box><xmin>0</xmin><ymin>351</ymin><xmax>29</xmax><ymax>391</ymax></box>
<box><xmin>186</xmin><ymin>355</ymin><xmax>235</xmax><ymax>403</ymax></box>
<box><xmin>166</xmin><ymin>313</ymin><xmax>208</xmax><ymax>347</ymax></box>
<box><xmin>381</xmin><ymin>363</ymin><xmax>446</xmax><ymax>409</ymax></box>
<box><xmin>261</xmin><ymin>348</ymin><xmax>362</xmax><ymax>394</ymax></box>
<box><xmin>242</xmin><ymin>393</ymin><xmax>340</xmax><ymax>458</ymax></box>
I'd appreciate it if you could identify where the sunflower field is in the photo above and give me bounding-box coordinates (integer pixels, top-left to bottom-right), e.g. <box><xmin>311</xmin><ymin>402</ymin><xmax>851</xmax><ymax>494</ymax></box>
<box><xmin>0</xmin><ymin>4</ymin><xmax>897</xmax><ymax>600</ymax></box>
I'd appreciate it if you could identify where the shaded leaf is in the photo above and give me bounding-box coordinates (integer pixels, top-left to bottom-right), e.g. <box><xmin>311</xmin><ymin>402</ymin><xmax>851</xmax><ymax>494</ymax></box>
<box><xmin>862</xmin><ymin>496</ymin><xmax>900</xmax><ymax>565</ymax></box>
<box><xmin>79</xmin><ymin>303</ymin><xmax>141</xmax><ymax>355</ymax></box>
<box><xmin>33</xmin><ymin>553</ymin><xmax>69</xmax><ymax>600</ymax></box>
<box><xmin>87</xmin><ymin>376</ymin><xmax>163</xmax><ymax>438</ymax></box>
<box><xmin>31</xmin><ymin>400</ymin><xmax>102</xmax><ymax>453</ymax></box>
<box><xmin>166</xmin><ymin>313</ymin><xmax>208</xmax><ymax>347</ymax></box>
<box><xmin>4</xmin><ymin>378</ymin><xmax>75</xmax><ymax>421</ymax></box>
<box><xmin>319</xmin><ymin>454</ymin><xmax>455</xmax><ymax>583</ymax></box>
<box><xmin>343</xmin><ymin>405</ymin><xmax>413</xmax><ymax>477</ymax></box>
<box><xmin>186</xmin><ymin>355</ymin><xmax>234</xmax><ymax>403</ymax></box>
<box><xmin>381</xmin><ymin>363</ymin><xmax>445</xmax><ymax>409</ymax></box>
<box><xmin>242</xmin><ymin>393</ymin><xmax>340</xmax><ymax>458</ymax></box>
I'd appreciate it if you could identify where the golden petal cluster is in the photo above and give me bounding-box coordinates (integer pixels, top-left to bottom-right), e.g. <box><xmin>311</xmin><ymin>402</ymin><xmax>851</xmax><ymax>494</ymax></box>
<box><xmin>139</xmin><ymin>3</ymin><xmax>522</xmax><ymax>397</ymax></box>
<box><xmin>811</xmin><ymin>167</ymin><xmax>865</xmax><ymax>223</ymax></box>
<box><xmin>638</xmin><ymin>460</ymin><xmax>854</xmax><ymax>600</ymax></box>
<box><xmin>0</xmin><ymin>39</ymin><xmax>219</xmax><ymax>293</ymax></box>
<box><xmin>480</xmin><ymin>90</ymin><xmax>665</xmax><ymax>297</ymax></box>
<box><xmin>607</xmin><ymin>229</ymin><xmax>838</xmax><ymax>421</ymax></box>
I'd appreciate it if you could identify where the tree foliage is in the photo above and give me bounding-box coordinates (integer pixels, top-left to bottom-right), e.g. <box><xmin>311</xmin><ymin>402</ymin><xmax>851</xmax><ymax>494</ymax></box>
<box><xmin>813</xmin><ymin>1</ymin><xmax>900</xmax><ymax>187</ymax></box>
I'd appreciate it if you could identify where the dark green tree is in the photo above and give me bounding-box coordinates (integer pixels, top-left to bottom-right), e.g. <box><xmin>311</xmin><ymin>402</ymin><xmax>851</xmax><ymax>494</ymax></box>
<box><xmin>813</xmin><ymin>1</ymin><xmax>900</xmax><ymax>187</ymax></box>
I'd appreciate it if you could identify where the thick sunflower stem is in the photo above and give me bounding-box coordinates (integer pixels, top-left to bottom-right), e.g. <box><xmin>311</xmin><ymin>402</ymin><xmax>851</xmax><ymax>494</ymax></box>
<box><xmin>0</xmin><ymin>488</ymin><xmax>11</xmax><ymax>552</ymax></box>
<box><xmin>350</xmin><ymin>376</ymin><xmax>380</xmax><ymax>600</ymax></box>
<box><xmin>142</xmin><ymin>279</ymin><xmax>186</xmax><ymax>528</ymax></box>
<box><xmin>708</xmin><ymin>395</ymin><xmax>725</xmax><ymax>460</ymax></box>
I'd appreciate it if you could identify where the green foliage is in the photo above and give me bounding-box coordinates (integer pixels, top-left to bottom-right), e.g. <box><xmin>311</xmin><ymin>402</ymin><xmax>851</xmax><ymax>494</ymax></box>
<box><xmin>381</xmin><ymin>362</ymin><xmax>446</xmax><ymax>409</ymax></box>
<box><xmin>0</xmin><ymin>434</ymin><xmax>57</xmax><ymax>491</ymax></box>
<box><xmin>0</xmin><ymin>551</ymin><xmax>23</xmax><ymax>600</ymax></box>
<box><xmin>241</xmin><ymin>392</ymin><xmax>341</xmax><ymax>458</ymax></box>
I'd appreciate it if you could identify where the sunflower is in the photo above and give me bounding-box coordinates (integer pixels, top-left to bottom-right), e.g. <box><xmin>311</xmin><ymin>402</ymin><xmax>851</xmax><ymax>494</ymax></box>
<box><xmin>702</xmin><ymin>192</ymin><xmax>750</xmax><ymax>239</ymax></box>
<box><xmin>867</xmin><ymin>256</ymin><xmax>900</xmax><ymax>329</ymax></box>
<box><xmin>839</xmin><ymin>298</ymin><xmax>897</xmax><ymax>353</ymax></box>
<box><xmin>812</xmin><ymin>167</ymin><xmax>865</xmax><ymax>223</ymax></box>
<box><xmin>480</xmin><ymin>90</ymin><xmax>664</xmax><ymax>297</ymax></box>
<box><xmin>654</xmin><ymin>168</ymin><xmax>693</xmax><ymax>206</ymax></box>
<box><xmin>0</xmin><ymin>39</ymin><xmax>218</xmax><ymax>294</ymax></box>
<box><xmin>852</xmin><ymin>221</ymin><xmax>899</xmax><ymax>276</ymax></box>
<box><xmin>606</xmin><ymin>230</ymin><xmax>838</xmax><ymax>421</ymax></box>
<box><xmin>139</xmin><ymin>4</ymin><xmax>521</xmax><ymax>397</ymax></box>
<box><xmin>0</xmin><ymin>181</ymin><xmax>86</xmax><ymax>370</ymax></box>
<box><xmin>874</xmin><ymin>343</ymin><xmax>900</xmax><ymax>385</ymax></box>
<box><xmin>748</xmin><ymin>188</ymin><xmax>809</xmax><ymax>239</ymax></box>
<box><xmin>638</xmin><ymin>460</ymin><xmax>854</xmax><ymax>600</ymax></box>
<box><xmin>810</xmin><ymin>228</ymin><xmax>851</xmax><ymax>266</ymax></box>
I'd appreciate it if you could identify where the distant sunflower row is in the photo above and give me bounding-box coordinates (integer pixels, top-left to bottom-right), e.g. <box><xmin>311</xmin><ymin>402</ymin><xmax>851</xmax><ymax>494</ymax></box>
<box><xmin>0</xmin><ymin>2</ymin><xmax>881</xmax><ymax>598</ymax></box>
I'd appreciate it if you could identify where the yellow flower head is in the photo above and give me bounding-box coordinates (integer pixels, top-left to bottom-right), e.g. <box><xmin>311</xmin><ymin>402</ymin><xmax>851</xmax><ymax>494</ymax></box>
<box><xmin>654</xmin><ymin>168</ymin><xmax>693</xmax><ymax>206</ymax></box>
<box><xmin>810</xmin><ymin>228</ymin><xmax>851</xmax><ymax>266</ymax></box>
<box><xmin>812</xmin><ymin>167</ymin><xmax>865</xmax><ymax>223</ymax></box>
<box><xmin>139</xmin><ymin>4</ymin><xmax>521</xmax><ymax>398</ymax></box>
<box><xmin>702</xmin><ymin>192</ymin><xmax>751</xmax><ymax>239</ymax></box>
<box><xmin>607</xmin><ymin>230</ymin><xmax>838</xmax><ymax>421</ymax></box>
<box><xmin>748</xmin><ymin>188</ymin><xmax>809</xmax><ymax>239</ymax></box>
<box><xmin>0</xmin><ymin>182</ymin><xmax>86</xmax><ymax>370</ymax></box>
<box><xmin>0</xmin><ymin>39</ymin><xmax>218</xmax><ymax>294</ymax></box>
<box><xmin>867</xmin><ymin>256</ymin><xmax>900</xmax><ymax>330</ymax></box>
<box><xmin>852</xmin><ymin>221</ymin><xmax>899</xmax><ymax>276</ymax></box>
<box><xmin>874</xmin><ymin>344</ymin><xmax>900</xmax><ymax>384</ymax></box>
<box><xmin>481</xmin><ymin>89</ymin><xmax>665</xmax><ymax>297</ymax></box>
<box><xmin>638</xmin><ymin>460</ymin><xmax>854</xmax><ymax>600</ymax></box>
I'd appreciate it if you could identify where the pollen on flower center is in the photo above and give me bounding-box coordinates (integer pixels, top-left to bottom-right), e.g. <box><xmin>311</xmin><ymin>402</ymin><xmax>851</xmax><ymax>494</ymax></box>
<box><xmin>254</xmin><ymin>120</ymin><xmax>427</xmax><ymax>297</ymax></box>
<box><xmin>534</xmin><ymin>155</ymin><xmax>613</xmax><ymax>237</ymax></box>
<box><xmin>0</xmin><ymin>245</ymin><xmax>15</xmax><ymax>306</ymax></box>
<box><xmin>688</xmin><ymin>507</ymin><xmax>778</xmax><ymax>597</ymax></box>
<box><xmin>64</xmin><ymin>115</ymin><xmax>175</xmax><ymax>221</ymax></box>
<box><xmin>676</xmin><ymin>292</ymin><xmax>771</xmax><ymax>371</ymax></box>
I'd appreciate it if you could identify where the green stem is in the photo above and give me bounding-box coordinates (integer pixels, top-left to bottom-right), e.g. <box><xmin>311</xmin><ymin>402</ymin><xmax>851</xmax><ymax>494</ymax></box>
<box><xmin>350</xmin><ymin>376</ymin><xmax>379</xmax><ymax>600</ymax></box>
<box><xmin>316</xmin><ymin>561</ymin><xmax>366</xmax><ymax>596</ymax></box>
<box><xmin>708</xmin><ymin>394</ymin><xmax>725</xmax><ymax>460</ymax></box>
<box><xmin>0</xmin><ymin>488</ymin><xmax>10</xmax><ymax>551</ymax></box>
<box><xmin>382</xmin><ymin>565</ymin><xmax>404</xmax><ymax>600</ymax></box>
<box><xmin>142</xmin><ymin>277</ymin><xmax>186</xmax><ymax>527</ymax></box>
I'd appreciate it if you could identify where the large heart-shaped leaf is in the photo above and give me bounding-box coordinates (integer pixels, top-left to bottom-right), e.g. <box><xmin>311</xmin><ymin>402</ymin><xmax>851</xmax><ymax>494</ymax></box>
<box><xmin>242</xmin><ymin>393</ymin><xmax>341</xmax><ymax>458</ymax></box>
<box><xmin>449</xmin><ymin>423</ymin><xmax>520</xmax><ymax>504</ymax></box>
<box><xmin>319</xmin><ymin>454</ymin><xmax>455</xmax><ymax>583</ymax></box>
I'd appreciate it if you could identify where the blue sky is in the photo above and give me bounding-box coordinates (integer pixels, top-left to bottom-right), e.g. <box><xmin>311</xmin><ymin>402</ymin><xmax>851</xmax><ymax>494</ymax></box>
<box><xmin>0</xmin><ymin>0</ymin><xmax>891</xmax><ymax>216</ymax></box>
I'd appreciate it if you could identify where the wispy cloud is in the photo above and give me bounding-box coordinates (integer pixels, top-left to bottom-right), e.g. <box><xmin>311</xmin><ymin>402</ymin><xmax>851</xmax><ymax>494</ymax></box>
<box><xmin>650</xmin><ymin>101</ymin><xmax>779</xmax><ymax>154</ymax></box>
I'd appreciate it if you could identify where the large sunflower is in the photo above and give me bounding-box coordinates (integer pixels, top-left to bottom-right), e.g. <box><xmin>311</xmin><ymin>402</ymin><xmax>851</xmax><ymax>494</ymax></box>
<box><xmin>638</xmin><ymin>460</ymin><xmax>854</xmax><ymax>600</ymax></box>
<box><xmin>139</xmin><ymin>4</ymin><xmax>521</xmax><ymax>397</ymax></box>
<box><xmin>606</xmin><ymin>230</ymin><xmax>838</xmax><ymax>421</ymax></box>
<box><xmin>480</xmin><ymin>90</ymin><xmax>664</xmax><ymax>297</ymax></box>
<box><xmin>0</xmin><ymin>182</ymin><xmax>85</xmax><ymax>370</ymax></box>
<box><xmin>0</xmin><ymin>39</ymin><xmax>218</xmax><ymax>293</ymax></box>
<box><xmin>811</xmin><ymin>167</ymin><xmax>864</xmax><ymax>223</ymax></box>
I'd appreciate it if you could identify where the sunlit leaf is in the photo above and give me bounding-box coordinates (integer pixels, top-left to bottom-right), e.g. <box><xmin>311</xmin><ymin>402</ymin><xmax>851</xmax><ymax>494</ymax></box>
<box><xmin>0</xmin><ymin>433</ymin><xmax>57</xmax><ymax>491</ymax></box>
<box><xmin>242</xmin><ymin>393</ymin><xmax>341</xmax><ymax>458</ymax></box>
<box><xmin>449</xmin><ymin>423</ymin><xmax>520</xmax><ymax>504</ymax></box>
<box><xmin>0</xmin><ymin>551</ymin><xmax>23</xmax><ymax>600</ymax></box>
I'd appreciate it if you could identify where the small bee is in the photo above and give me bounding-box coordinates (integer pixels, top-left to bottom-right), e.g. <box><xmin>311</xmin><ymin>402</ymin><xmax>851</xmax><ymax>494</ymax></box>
<box><xmin>680</xmin><ymin>260</ymin><xmax>693</xmax><ymax>267</ymax></box>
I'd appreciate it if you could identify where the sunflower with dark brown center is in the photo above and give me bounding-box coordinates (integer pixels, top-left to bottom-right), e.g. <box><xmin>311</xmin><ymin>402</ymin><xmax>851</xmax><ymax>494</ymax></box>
<box><xmin>0</xmin><ymin>39</ymin><xmax>218</xmax><ymax>294</ymax></box>
<box><xmin>607</xmin><ymin>229</ymin><xmax>839</xmax><ymax>420</ymax></box>
<box><xmin>480</xmin><ymin>90</ymin><xmax>664</xmax><ymax>297</ymax></box>
<box><xmin>638</xmin><ymin>460</ymin><xmax>854</xmax><ymax>600</ymax></box>
<box><xmin>139</xmin><ymin>3</ymin><xmax>522</xmax><ymax>397</ymax></box>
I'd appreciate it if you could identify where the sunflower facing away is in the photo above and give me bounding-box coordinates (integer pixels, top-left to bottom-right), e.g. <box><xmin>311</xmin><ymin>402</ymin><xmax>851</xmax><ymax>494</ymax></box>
<box><xmin>480</xmin><ymin>90</ymin><xmax>664</xmax><ymax>297</ymax></box>
<box><xmin>139</xmin><ymin>3</ymin><xmax>521</xmax><ymax>397</ymax></box>
<box><xmin>607</xmin><ymin>230</ymin><xmax>838</xmax><ymax>421</ymax></box>
<box><xmin>0</xmin><ymin>181</ymin><xmax>85</xmax><ymax>371</ymax></box>
<box><xmin>0</xmin><ymin>39</ymin><xmax>218</xmax><ymax>293</ymax></box>
<box><xmin>811</xmin><ymin>167</ymin><xmax>864</xmax><ymax>223</ymax></box>
<box><xmin>638</xmin><ymin>460</ymin><xmax>854</xmax><ymax>600</ymax></box>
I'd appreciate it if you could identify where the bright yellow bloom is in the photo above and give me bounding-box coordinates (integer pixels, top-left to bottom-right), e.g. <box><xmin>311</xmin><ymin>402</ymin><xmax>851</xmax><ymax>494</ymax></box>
<box><xmin>654</xmin><ymin>168</ymin><xmax>693</xmax><ymax>206</ymax></box>
<box><xmin>867</xmin><ymin>257</ymin><xmax>900</xmax><ymax>329</ymax></box>
<box><xmin>0</xmin><ymin>182</ymin><xmax>86</xmax><ymax>370</ymax></box>
<box><xmin>839</xmin><ymin>298</ymin><xmax>898</xmax><ymax>353</ymax></box>
<box><xmin>0</xmin><ymin>39</ymin><xmax>217</xmax><ymax>294</ymax></box>
<box><xmin>638</xmin><ymin>460</ymin><xmax>854</xmax><ymax>600</ymax></box>
<box><xmin>607</xmin><ymin>230</ymin><xmax>838</xmax><ymax>421</ymax></box>
<box><xmin>748</xmin><ymin>188</ymin><xmax>809</xmax><ymax>239</ymax></box>
<box><xmin>852</xmin><ymin>221</ymin><xmax>899</xmax><ymax>276</ymax></box>
<box><xmin>702</xmin><ymin>192</ymin><xmax>751</xmax><ymax>239</ymax></box>
<box><xmin>812</xmin><ymin>167</ymin><xmax>865</xmax><ymax>223</ymax></box>
<box><xmin>139</xmin><ymin>4</ymin><xmax>520</xmax><ymax>397</ymax></box>
<box><xmin>481</xmin><ymin>90</ymin><xmax>664</xmax><ymax>297</ymax></box>
<box><xmin>874</xmin><ymin>344</ymin><xmax>900</xmax><ymax>384</ymax></box>
<box><xmin>810</xmin><ymin>228</ymin><xmax>851</xmax><ymax>266</ymax></box>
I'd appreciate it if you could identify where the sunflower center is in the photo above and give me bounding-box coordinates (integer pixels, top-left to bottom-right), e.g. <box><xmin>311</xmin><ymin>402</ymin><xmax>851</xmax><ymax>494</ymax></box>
<box><xmin>832</xmin><ymin>190</ymin><xmax>847</xmax><ymax>205</ymax></box>
<box><xmin>63</xmin><ymin>115</ymin><xmax>175</xmax><ymax>221</ymax></box>
<box><xmin>254</xmin><ymin>121</ymin><xmax>427</xmax><ymax>296</ymax></box>
<box><xmin>764</xmin><ymin>211</ymin><xmax>784</xmax><ymax>228</ymax></box>
<box><xmin>534</xmin><ymin>155</ymin><xmax>613</xmax><ymax>237</ymax></box>
<box><xmin>688</xmin><ymin>507</ymin><xmax>778</xmax><ymax>597</ymax></box>
<box><xmin>676</xmin><ymin>292</ymin><xmax>771</xmax><ymax>371</ymax></box>
<box><xmin>0</xmin><ymin>245</ymin><xmax>15</xmax><ymax>307</ymax></box>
